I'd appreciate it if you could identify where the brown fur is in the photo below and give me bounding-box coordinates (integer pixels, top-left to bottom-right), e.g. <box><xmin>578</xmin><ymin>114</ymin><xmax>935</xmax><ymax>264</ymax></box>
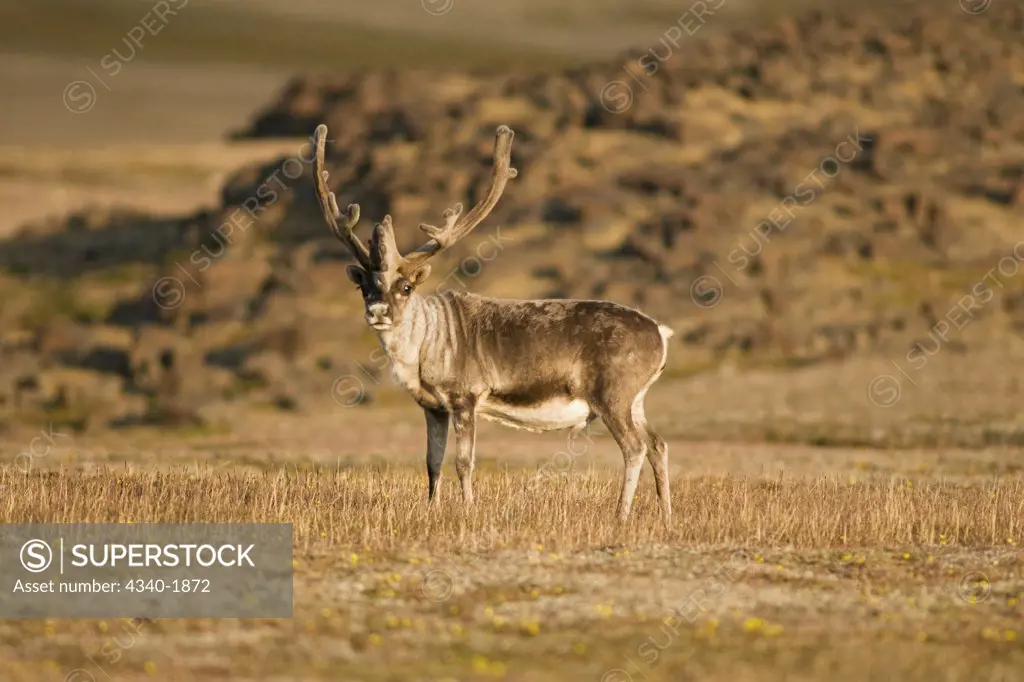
<box><xmin>313</xmin><ymin>123</ymin><xmax>674</xmax><ymax>521</ymax></box>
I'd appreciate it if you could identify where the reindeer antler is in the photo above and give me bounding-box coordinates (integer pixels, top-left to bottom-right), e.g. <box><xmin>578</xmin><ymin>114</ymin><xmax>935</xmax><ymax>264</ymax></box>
<box><xmin>312</xmin><ymin>124</ymin><xmax>372</xmax><ymax>270</ymax></box>
<box><xmin>311</xmin><ymin>124</ymin><xmax>517</xmax><ymax>277</ymax></box>
<box><xmin>399</xmin><ymin>125</ymin><xmax>517</xmax><ymax>271</ymax></box>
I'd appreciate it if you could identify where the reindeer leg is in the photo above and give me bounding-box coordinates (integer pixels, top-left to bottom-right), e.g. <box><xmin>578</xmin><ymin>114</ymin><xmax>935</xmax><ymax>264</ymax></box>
<box><xmin>600</xmin><ymin>407</ymin><xmax>647</xmax><ymax>523</ymax></box>
<box><xmin>424</xmin><ymin>407</ymin><xmax>449</xmax><ymax>502</ymax></box>
<box><xmin>451</xmin><ymin>401</ymin><xmax>478</xmax><ymax>505</ymax></box>
<box><xmin>632</xmin><ymin>393</ymin><xmax>672</xmax><ymax>524</ymax></box>
<box><xmin>645</xmin><ymin>429</ymin><xmax>671</xmax><ymax>523</ymax></box>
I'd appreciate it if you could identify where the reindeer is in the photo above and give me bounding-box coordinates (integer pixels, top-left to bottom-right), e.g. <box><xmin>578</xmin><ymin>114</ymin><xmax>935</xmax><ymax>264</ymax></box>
<box><xmin>312</xmin><ymin>124</ymin><xmax>675</xmax><ymax>521</ymax></box>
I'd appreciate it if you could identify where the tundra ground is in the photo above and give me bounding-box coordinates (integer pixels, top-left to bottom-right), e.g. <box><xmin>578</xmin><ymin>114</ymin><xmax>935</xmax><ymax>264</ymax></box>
<box><xmin>0</xmin><ymin>418</ymin><xmax>1021</xmax><ymax>682</ymax></box>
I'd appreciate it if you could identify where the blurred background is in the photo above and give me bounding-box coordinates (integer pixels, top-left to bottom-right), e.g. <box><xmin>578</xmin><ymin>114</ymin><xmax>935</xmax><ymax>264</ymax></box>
<box><xmin>0</xmin><ymin>0</ymin><xmax>1023</xmax><ymax>453</ymax></box>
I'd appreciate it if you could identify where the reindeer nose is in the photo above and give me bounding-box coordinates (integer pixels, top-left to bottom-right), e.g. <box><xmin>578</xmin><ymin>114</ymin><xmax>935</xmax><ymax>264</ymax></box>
<box><xmin>367</xmin><ymin>302</ymin><xmax>390</xmax><ymax>318</ymax></box>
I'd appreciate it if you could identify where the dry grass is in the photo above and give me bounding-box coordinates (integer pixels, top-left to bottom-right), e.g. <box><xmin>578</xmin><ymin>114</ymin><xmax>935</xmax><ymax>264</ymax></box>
<box><xmin>2</xmin><ymin>468</ymin><xmax>1022</xmax><ymax>549</ymax></box>
<box><xmin>0</xmin><ymin>466</ymin><xmax>1021</xmax><ymax>681</ymax></box>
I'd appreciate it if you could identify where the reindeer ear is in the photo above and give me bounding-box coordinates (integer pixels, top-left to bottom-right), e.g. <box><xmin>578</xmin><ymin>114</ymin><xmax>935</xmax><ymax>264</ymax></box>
<box><xmin>407</xmin><ymin>264</ymin><xmax>431</xmax><ymax>287</ymax></box>
<box><xmin>346</xmin><ymin>265</ymin><xmax>366</xmax><ymax>286</ymax></box>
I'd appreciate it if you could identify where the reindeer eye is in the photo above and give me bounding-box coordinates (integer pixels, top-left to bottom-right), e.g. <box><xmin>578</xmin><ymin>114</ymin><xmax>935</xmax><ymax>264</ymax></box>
<box><xmin>401</xmin><ymin>284</ymin><xmax>413</xmax><ymax>295</ymax></box>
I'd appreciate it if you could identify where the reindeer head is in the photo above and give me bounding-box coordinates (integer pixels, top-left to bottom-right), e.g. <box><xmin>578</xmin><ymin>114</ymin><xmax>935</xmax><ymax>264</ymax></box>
<box><xmin>312</xmin><ymin>124</ymin><xmax>517</xmax><ymax>332</ymax></box>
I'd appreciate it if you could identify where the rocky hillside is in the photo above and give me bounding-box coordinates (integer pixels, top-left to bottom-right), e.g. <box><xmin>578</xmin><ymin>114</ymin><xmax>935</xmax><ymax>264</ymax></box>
<box><xmin>1</xmin><ymin>2</ymin><xmax>1023</xmax><ymax>432</ymax></box>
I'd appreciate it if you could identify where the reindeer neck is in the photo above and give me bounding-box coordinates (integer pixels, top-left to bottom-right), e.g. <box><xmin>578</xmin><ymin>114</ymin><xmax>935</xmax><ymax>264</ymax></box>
<box><xmin>375</xmin><ymin>292</ymin><xmax>462</xmax><ymax>372</ymax></box>
<box><xmin>375</xmin><ymin>294</ymin><xmax>429</xmax><ymax>364</ymax></box>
